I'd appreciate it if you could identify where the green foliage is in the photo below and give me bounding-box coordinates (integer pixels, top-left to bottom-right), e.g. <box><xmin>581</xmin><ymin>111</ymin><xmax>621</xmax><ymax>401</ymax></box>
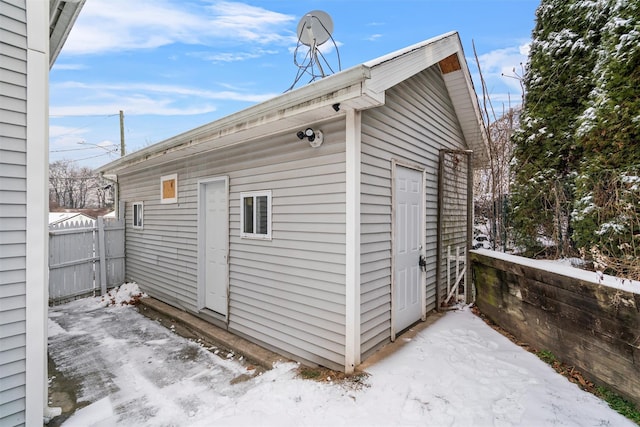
<box><xmin>535</xmin><ymin>350</ymin><xmax>640</xmax><ymax>424</ymax></box>
<box><xmin>572</xmin><ymin>166</ymin><xmax>640</xmax><ymax>279</ymax></box>
<box><xmin>536</xmin><ymin>349</ymin><xmax>558</xmax><ymax>365</ymax></box>
<box><xmin>596</xmin><ymin>386</ymin><xmax>640</xmax><ymax>424</ymax></box>
<box><xmin>298</xmin><ymin>367</ymin><xmax>322</xmax><ymax>380</ymax></box>
<box><xmin>571</xmin><ymin>1</ymin><xmax>640</xmax><ymax>278</ymax></box>
<box><xmin>512</xmin><ymin>0</ymin><xmax>640</xmax><ymax>268</ymax></box>
<box><xmin>511</xmin><ymin>0</ymin><xmax>605</xmax><ymax>255</ymax></box>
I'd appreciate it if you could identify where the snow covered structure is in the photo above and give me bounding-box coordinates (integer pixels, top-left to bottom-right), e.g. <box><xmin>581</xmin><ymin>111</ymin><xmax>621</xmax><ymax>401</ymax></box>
<box><xmin>97</xmin><ymin>31</ymin><xmax>488</xmax><ymax>372</ymax></box>
<box><xmin>0</xmin><ymin>0</ymin><xmax>85</xmax><ymax>424</ymax></box>
<box><xmin>48</xmin><ymin>212</ymin><xmax>96</xmax><ymax>227</ymax></box>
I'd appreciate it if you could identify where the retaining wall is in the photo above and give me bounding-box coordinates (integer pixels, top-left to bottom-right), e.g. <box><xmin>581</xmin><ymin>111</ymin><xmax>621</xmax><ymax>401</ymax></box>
<box><xmin>471</xmin><ymin>250</ymin><xmax>640</xmax><ymax>407</ymax></box>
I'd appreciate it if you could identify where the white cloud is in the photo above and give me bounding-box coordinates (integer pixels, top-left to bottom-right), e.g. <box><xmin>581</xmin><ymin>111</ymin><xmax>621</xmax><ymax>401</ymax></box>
<box><xmin>62</xmin><ymin>0</ymin><xmax>295</xmax><ymax>55</ymax></box>
<box><xmin>365</xmin><ymin>34</ymin><xmax>383</xmax><ymax>42</ymax></box>
<box><xmin>468</xmin><ymin>42</ymin><xmax>530</xmax><ymax>106</ymax></box>
<box><xmin>51</xmin><ymin>97</ymin><xmax>217</xmax><ymax>117</ymax></box>
<box><xmin>50</xmin><ymin>81</ymin><xmax>279</xmax><ymax>117</ymax></box>
<box><xmin>52</xmin><ymin>63</ymin><xmax>88</xmax><ymax>71</ymax></box>
<box><xmin>189</xmin><ymin>48</ymin><xmax>280</xmax><ymax>63</ymax></box>
<box><xmin>54</xmin><ymin>81</ymin><xmax>277</xmax><ymax>102</ymax></box>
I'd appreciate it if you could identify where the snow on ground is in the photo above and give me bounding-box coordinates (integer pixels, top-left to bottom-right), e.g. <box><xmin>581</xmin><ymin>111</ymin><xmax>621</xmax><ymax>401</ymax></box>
<box><xmin>98</xmin><ymin>282</ymin><xmax>147</xmax><ymax>307</ymax></box>
<box><xmin>474</xmin><ymin>249</ymin><xmax>640</xmax><ymax>294</ymax></box>
<box><xmin>48</xmin><ymin>296</ymin><xmax>634</xmax><ymax>427</ymax></box>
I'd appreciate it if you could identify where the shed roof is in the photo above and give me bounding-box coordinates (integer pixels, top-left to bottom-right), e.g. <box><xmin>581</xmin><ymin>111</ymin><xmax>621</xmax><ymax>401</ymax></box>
<box><xmin>48</xmin><ymin>212</ymin><xmax>94</xmax><ymax>226</ymax></box>
<box><xmin>98</xmin><ymin>31</ymin><xmax>488</xmax><ymax>176</ymax></box>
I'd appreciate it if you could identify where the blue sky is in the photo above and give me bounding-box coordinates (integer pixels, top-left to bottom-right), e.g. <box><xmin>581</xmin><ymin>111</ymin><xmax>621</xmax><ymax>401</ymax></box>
<box><xmin>49</xmin><ymin>0</ymin><xmax>539</xmax><ymax>168</ymax></box>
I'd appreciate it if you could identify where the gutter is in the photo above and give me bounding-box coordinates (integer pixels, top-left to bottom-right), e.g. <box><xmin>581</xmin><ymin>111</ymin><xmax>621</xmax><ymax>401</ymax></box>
<box><xmin>97</xmin><ymin>64</ymin><xmax>374</xmax><ymax>175</ymax></box>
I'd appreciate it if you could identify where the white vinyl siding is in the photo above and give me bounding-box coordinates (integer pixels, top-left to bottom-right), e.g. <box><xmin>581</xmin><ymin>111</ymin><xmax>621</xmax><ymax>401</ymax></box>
<box><xmin>118</xmin><ymin>118</ymin><xmax>348</xmax><ymax>370</ymax></box>
<box><xmin>359</xmin><ymin>65</ymin><xmax>468</xmax><ymax>358</ymax></box>
<box><xmin>1</xmin><ymin>0</ymin><xmax>27</xmax><ymax>424</ymax></box>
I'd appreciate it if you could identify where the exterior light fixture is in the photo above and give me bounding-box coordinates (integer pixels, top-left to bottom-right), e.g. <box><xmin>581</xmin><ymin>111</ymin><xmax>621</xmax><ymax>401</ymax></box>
<box><xmin>296</xmin><ymin>128</ymin><xmax>323</xmax><ymax>148</ymax></box>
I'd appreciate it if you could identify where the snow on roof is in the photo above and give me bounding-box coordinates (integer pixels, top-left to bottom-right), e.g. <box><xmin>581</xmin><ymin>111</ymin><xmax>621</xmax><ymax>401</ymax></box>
<box><xmin>48</xmin><ymin>212</ymin><xmax>95</xmax><ymax>226</ymax></box>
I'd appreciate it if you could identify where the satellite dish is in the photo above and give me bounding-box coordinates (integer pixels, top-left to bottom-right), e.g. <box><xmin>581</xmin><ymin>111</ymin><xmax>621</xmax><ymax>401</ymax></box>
<box><xmin>287</xmin><ymin>10</ymin><xmax>341</xmax><ymax>91</ymax></box>
<box><xmin>296</xmin><ymin>10</ymin><xmax>333</xmax><ymax>47</ymax></box>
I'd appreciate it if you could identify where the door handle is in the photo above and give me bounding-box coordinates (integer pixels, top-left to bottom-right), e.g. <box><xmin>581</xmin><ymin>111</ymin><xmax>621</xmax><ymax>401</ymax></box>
<box><xmin>418</xmin><ymin>255</ymin><xmax>427</xmax><ymax>272</ymax></box>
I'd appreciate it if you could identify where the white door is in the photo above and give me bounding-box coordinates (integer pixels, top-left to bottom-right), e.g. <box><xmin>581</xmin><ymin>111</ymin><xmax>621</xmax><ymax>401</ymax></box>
<box><xmin>394</xmin><ymin>165</ymin><xmax>423</xmax><ymax>333</ymax></box>
<box><xmin>203</xmin><ymin>179</ymin><xmax>228</xmax><ymax>315</ymax></box>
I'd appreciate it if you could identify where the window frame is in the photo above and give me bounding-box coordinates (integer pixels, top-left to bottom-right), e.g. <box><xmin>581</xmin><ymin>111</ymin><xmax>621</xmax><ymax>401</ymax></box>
<box><xmin>240</xmin><ymin>190</ymin><xmax>272</xmax><ymax>240</ymax></box>
<box><xmin>132</xmin><ymin>202</ymin><xmax>144</xmax><ymax>229</ymax></box>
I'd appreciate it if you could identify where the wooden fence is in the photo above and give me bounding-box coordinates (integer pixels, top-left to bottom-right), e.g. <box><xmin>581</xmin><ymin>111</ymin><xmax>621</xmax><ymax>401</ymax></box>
<box><xmin>49</xmin><ymin>217</ymin><xmax>125</xmax><ymax>304</ymax></box>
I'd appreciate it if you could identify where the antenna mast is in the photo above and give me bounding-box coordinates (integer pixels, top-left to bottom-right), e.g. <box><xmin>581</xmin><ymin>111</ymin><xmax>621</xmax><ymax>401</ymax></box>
<box><xmin>287</xmin><ymin>10</ymin><xmax>341</xmax><ymax>91</ymax></box>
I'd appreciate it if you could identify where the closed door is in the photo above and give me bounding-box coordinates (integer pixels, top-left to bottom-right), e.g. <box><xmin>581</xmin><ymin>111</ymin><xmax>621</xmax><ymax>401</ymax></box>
<box><xmin>394</xmin><ymin>166</ymin><xmax>423</xmax><ymax>333</ymax></box>
<box><xmin>203</xmin><ymin>179</ymin><xmax>228</xmax><ymax>315</ymax></box>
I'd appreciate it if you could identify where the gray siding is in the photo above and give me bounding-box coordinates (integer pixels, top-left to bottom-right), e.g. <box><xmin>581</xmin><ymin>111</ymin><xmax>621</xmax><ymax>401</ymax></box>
<box><xmin>119</xmin><ymin>118</ymin><xmax>348</xmax><ymax>370</ymax></box>
<box><xmin>0</xmin><ymin>0</ymin><xmax>27</xmax><ymax>424</ymax></box>
<box><xmin>360</xmin><ymin>65</ymin><xmax>467</xmax><ymax>358</ymax></box>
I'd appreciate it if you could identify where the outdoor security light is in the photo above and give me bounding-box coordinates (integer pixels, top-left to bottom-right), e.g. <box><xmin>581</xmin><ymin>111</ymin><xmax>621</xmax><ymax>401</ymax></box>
<box><xmin>296</xmin><ymin>128</ymin><xmax>323</xmax><ymax>148</ymax></box>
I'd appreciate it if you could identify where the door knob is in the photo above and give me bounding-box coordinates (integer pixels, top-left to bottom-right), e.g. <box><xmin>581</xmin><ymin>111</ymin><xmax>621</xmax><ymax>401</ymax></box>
<box><xmin>418</xmin><ymin>255</ymin><xmax>427</xmax><ymax>272</ymax></box>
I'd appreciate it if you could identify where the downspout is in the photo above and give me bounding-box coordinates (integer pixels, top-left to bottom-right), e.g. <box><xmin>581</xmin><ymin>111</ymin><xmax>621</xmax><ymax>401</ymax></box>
<box><xmin>344</xmin><ymin>108</ymin><xmax>362</xmax><ymax>373</ymax></box>
<box><xmin>100</xmin><ymin>173</ymin><xmax>120</xmax><ymax>219</ymax></box>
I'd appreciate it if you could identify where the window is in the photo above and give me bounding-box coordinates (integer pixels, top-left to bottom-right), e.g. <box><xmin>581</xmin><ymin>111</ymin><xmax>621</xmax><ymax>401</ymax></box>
<box><xmin>240</xmin><ymin>191</ymin><xmax>271</xmax><ymax>239</ymax></box>
<box><xmin>160</xmin><ymin>173</ymin><xmax>178</xmax><ymax>204</ymax></box>
<box><xmin>133</xmin><ymin>202</ymin><xmax>143</xmax><ymax>229</ymax></box>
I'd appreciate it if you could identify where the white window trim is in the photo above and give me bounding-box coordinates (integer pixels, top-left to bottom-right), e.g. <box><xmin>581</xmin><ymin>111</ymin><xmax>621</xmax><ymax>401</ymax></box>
<box><xmin>160</xmin><ymin>173</ymin><xmax>178</xmax><ymax>204</ymax></box>
<box><xmin>132</xmin><ymin>202</ymin><xmax>144</xmax><ymax>229</ymax></box>
<box><xmin>240</xmin><ymin>190</ymin><xmax>272</xmax><ymax>240</ymax></box>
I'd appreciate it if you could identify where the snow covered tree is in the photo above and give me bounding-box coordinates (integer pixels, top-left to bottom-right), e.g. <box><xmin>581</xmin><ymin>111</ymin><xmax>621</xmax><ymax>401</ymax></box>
<box><xmin>511</xmin><ymin>0</ymin><xmax>610</xmax><ymax>256</ymax></box>
<box><xmin>572</xmin><ymin>0</ymin><xmax>640</xmax><ymax>279</ymax></box>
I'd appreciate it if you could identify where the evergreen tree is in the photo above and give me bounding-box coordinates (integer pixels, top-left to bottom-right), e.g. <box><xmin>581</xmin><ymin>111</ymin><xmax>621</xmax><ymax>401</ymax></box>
<box><xmin>572</xmin><ymin>0</ymin><xmax>640</xmax><ymax>278</ymax></box>
<box><xmin>511</xmin><ymin>0</ymin><xmax>609</xmax><ymax>256</ymax></box>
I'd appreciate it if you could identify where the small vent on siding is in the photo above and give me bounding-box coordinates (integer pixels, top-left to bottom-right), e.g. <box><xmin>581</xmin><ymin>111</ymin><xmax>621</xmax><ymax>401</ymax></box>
<box><xmin>439</xmin><ymin>54</ymin><xmax>461</xmax><ymax>74</ymax></box>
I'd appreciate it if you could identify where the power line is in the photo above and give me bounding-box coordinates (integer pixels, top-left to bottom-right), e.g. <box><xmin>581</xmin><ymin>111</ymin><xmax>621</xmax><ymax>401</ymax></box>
<box><xmin>49</xmin><ymin>113</ymin><xmax>119</xmax><ymax>139</ymax></box>
<box><xmin>50</xmin><ymin>151</ymin><xmax>117</xmax><ymax>163</ymax></box>
<box><xmin>50</xmin><ymin>145</ymin><xmax>119</xmax><ymax>153</ymax></box>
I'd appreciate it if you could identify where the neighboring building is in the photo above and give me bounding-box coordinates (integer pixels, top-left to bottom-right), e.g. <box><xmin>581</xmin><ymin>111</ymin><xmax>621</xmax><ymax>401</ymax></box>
<box><xmin>47</xmin><ymin>209</ymin><xmax>115</xmax><ymax>227</ymax></box>
<box><xmin>98</xmin><ymin>32</ymin><xmax>488</xmax><ymax>372</ymax></box>
<box><xmin>0</xmin><ymin>1</ymin><xmax>84</xmax><ymax>425</ymax></box>
<box><xmin>48</xmin><ymin>212</ymin><xmax>95</xmax><ymax>227</ymax></box>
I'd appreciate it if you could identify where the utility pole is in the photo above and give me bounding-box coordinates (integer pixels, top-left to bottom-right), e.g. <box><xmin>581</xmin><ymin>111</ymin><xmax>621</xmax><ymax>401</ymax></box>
<box><xmin>119</xmin><ymin>110</ymin><xmax>126</xmax><ymax>156</ymax></box>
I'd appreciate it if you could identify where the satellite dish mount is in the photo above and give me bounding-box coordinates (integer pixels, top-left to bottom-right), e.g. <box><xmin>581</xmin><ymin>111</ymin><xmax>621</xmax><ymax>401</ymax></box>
<box><xmin>287</xmin><ymin>10</ymin><xmax>341</xmax><ymax>91</ymax></box>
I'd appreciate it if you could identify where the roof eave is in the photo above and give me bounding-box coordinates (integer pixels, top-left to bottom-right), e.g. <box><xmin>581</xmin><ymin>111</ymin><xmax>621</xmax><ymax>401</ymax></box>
<box><xmin>97</xmin><ymin>65</ymin><xmax>379</xmax><ymax>175</ymax></box>
<box><xmin>97</xmin><ymin>30</ymin><xmax>489</xmax><ymax>174</ymax></box>
<box><xmin>49</xmin><ymin>0</ymin><xmax>86</xmax><ymax>68</ymax></box>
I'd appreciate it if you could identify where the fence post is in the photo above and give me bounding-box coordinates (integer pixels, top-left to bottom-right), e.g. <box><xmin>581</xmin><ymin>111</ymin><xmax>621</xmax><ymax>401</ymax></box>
<box><xmin>98</xmin><ymin>216</ymin><xmax>107</xmax><ymax>295</ymax></box>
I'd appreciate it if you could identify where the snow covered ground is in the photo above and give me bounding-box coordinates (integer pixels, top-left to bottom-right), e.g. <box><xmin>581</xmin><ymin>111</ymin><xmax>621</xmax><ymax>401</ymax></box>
<box><xmin>48</xmin><ymin>286</ymin><xmax>634</xmax><ymax>427</ymax></box>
